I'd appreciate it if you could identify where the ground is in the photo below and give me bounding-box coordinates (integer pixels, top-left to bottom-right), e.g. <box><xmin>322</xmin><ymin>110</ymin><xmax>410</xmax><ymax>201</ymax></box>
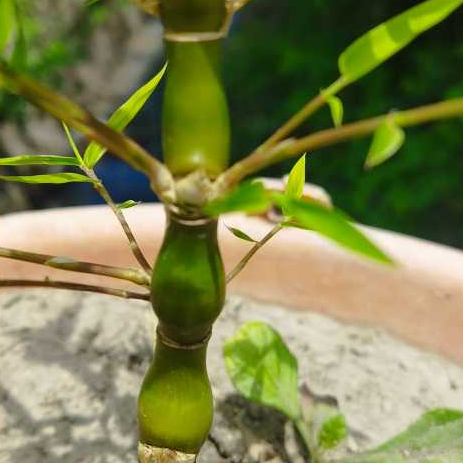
<box><xmin>1</xmin><ymin>290</ymin><xmax>462</xmax><ymax>462</ymax></box>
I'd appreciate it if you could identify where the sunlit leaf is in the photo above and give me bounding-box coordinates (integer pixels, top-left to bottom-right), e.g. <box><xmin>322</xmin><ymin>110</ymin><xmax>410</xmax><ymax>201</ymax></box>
<box><xmin>225</xmin><ymin>225</ymin><xmax>257</xmax><ymax>243</ymax></box>
<box><xmin>203</xmin><ymin>181</ymin><xmax>271</xmax><ymax>216</ymax></box>
<box><xmin>118</xmin><ymin>199</ymin><xmax>141</xmax><ymax>210</ymax></box>
<box><xmin>327</xmin><ymin>95</ymin><xmax>344</xmax><ymax>127</ymax></box>
<box><xmin>224</xmin><ymin>321</ymin><xmax>302</xmax><ymax>421</ymax></box>
<box><xmin>365</xmin><ymin>119</ymin><xmax>405</xmax><ymax>169</ymax></box>
<box><xmin>0</xmin><ymin>155</ymin><xmax>80</xmax><ymax>166</ymax></box>
<box><xmin>339</xmin><ymin>0</ymin><xmax>463</xmax><ymax>82</ymax></box>
<box><xmin>273</xmin><ymin>193</ymin><xmax>393</xmax><ymax>264</ymax></box>
<box><xmin>84</xmin><ymin>63</ymin><xmax>167</xmax><ymax>167</ymax></box>
<box><xmin>285</xmin><ymin>154</ymin><xmax>306</xmax><ymax>201</ymax></box>
<box><xmin>0</xmin><ymin>173</ymin><xmax>95</xmax><ymax>184</ymax></box>
<box><xmin>0</xmin><ymin>0</ymin><xmax>15</xmax><ymax>54</ymax></box>
<box><xmin>337</xmin><ymin>408</ymin><xmax>463</xmax><ymax>463</ymax></box>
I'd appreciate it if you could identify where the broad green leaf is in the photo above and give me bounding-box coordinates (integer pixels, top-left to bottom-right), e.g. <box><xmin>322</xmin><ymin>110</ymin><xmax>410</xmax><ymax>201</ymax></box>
<box><xmin>118</xmin><ymin>199</ymin><xmax>141</xmax><ymax>210</ymax></box>
<box><xmin>327</xmin><ymin>95</ymin><xmax>344</xmax><ymax>127</ymax></box>
<box><xmin>337</xmin><ymin>408</ymin><xmax>463</xmax><ymax>463</ymax></box>
<box><xmin>203</xmin><ymin>181</ymin><xmax>271</xmax><ymax>216</ymax></box>
<box><xmin>225</xmin><ymin>225</ymin><xmax>258</xmax><ymax>243</ymax></box>
<box><xmin>318</xmin><ymin>414</ymin><xmax>346</xmax><ymax>450</ymax></box>
<box><xmin>0</xmin><ymin>173</ymin><xmax>95</xmax><ymax>184</ymax></box>
<box><xmin>62</xmin><ymin>122</ymin><xmax>84</xmax><ymax>164</ymax></box>
<box><xmin>0</xmin><ymin>0</ymin><xmax>15</xmax><ymax>54</ymax></box>
<box><xmin>300</xmin><ymin>385</ymin><xmax>347</xmax><ymax>453</ymax></box>
<box><xmin>0</xmin><ymin>155</ymin><xmax>80</xmax><ymax>166</ymax></box>
<box><xmin>224</xmin><ymin>321</ymin><xmax>302</xmax><ymax>421</ymax></box>
<box><xmin>339</xmin><ymin>0</ymin><xmax>463</xmax><ymax>83</ymax></box>
<box><xmin>285</xmin><ymin>154</ymin><xmax>306</xmax><ymax>201</ymax></box>
<box><xmin>84</xmin><ymin>63</ymin><xmax>167</xmax><ymax>167</ymax></box>
<box><xmin>365</xmin><ymin>120</ymin><xmax>405</xmax><ymax>169</ymax></box>
<box><xmin>274</xmin><ymin>194</ymin><xmax>393</xmax><ymax>264</ymax></box>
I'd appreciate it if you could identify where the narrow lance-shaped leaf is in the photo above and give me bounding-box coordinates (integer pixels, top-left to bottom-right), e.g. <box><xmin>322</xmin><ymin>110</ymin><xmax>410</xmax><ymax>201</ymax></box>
<box><xmin>118</xmin><ymin>199</ymin><xmax>141</xmax><ymax>210</ymax></box>
<box><xmin>285</xmin><ymin>154</ymin><xmax>306</xmax><ymax>200</ymax></box>
<box><xmin>10</xmin><ymin>0</ymin><xmax>26</xmax><ymax>70</ymax></box>
<box><xmin>203</xmin><ymin>181</ymin><xmax>271</xmax><ymax>216</ymax></box>
<box><xmin>327</xmin><ymin>95</ymin><xmax>344</xmax><ymax>127</ymax></box>
<box><xmin>225</xmin><ymin>225</ymin><xmax>257</xmax><ymax>243</ymax></box>
<box><xmin>0</xmin><ymin>173</ymin><xmax>96</xmax><ymax>184</ymax></box>
<box><xmin>0</xmin><ymin>155</ymin><xmax>80</xmax><ymax>166</ymax></box>
<box><xmin>339</xmin><ymin>0</ymin><xmax>463</xmax><ymax>83</ymax></box>
<box><xmin>84</xmin><ymin>63</ymin><xmax>167</xmax><ymax>168</ymax></box>
<box><xmin>0</xmin><ymin>0</ymin><xmax>15</xmax><ymax>54</ymax></box>
<box><xmin>274</xmin><ymin>193</ymin><xmax>394</xmax><ymax>265</ymax></box>
<box><xmin>336</xmin><ymin>408</ymin><xmax>463</xmax><ymax>463</ymax></box>
<box><xmin>224</xmin><ymin>321</ymin><xmax>302</xmax><ymax>421</ymax></box>
<box><xmin>365</xmin><ymin>119</ymin><xmax>405</xmax><ymax>169</ymax></box>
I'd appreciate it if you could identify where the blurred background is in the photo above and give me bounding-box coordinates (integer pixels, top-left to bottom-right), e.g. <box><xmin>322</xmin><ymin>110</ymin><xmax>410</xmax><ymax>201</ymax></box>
<box><xmin>0</xmin><ymin>0</ymin><xmax>462</xmax><ymax>247</ymax></box>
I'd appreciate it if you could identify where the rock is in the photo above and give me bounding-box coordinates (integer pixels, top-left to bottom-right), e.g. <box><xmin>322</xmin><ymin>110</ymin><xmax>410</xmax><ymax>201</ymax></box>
<box><xmin>0</xmin><ymin>290</ymin><xmax>462</xmax><ymax>462</ymax></box>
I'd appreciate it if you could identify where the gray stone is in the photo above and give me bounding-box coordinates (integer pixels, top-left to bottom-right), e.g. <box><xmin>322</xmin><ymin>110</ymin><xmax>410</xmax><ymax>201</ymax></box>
<box><xmin>0</xmin><ymin>290</ymin><xmax>462</xmax><ymax>462</ymax></box>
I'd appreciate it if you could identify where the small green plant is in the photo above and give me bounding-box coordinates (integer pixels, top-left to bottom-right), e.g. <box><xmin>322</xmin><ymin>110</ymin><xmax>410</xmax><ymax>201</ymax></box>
<box><xmin>1</xmin><ymin>0</ymin><xmax>463</xmax><ymax>462</ymax></box>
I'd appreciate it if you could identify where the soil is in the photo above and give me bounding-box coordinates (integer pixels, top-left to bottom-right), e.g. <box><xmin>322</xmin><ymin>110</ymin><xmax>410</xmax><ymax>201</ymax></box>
<box><xmin>0</xmin><ymin>290</ymin><xmax>462</xmax><ymax>463</ymax></box>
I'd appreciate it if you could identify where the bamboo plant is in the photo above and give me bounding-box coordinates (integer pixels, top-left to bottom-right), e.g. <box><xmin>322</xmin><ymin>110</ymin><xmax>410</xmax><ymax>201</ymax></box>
<box><xmin>1</xmin><ymin>0</ymin><xmax>463</xmax><ymax>462</ymax></box>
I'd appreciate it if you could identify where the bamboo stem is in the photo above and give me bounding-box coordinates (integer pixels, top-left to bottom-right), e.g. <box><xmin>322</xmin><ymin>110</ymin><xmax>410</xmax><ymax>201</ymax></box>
<box><xmin>0</xmin><ymin>246</ymin><xmax>150</xmax><ymax>287</ymax></box>
<box><xmin>226</xmin><ymin>223</ymin><xmax>282</xmax><ymax>283</ymax></box>
<box><xmin>0</xmin><ymin>279</ymin><xmax>150</xmax><ymax>301</ymax></box>
<box><xmin>84</xmin><ymin>169</ymin><xmax>152</xmax><ymax>275</ymax></box>
<box><xmin>217</xmin><ymin>97</ymin><xmax>463</xmax><ymax>189</ymax></box>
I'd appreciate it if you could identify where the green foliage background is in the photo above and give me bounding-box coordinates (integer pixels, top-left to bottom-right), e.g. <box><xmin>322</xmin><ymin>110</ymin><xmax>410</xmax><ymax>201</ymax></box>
<box><xmin>224</xmin><ymin>0</ymin><xmax>463</xmax><ymax>247</ymax></box>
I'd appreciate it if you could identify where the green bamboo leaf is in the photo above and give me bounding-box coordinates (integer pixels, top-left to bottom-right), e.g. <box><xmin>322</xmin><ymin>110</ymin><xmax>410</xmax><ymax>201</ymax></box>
<box><xmin>318</xmin><ymin>414</ymin><xmax>346</xmax><ymax>450</ymax></box>
<box><xmin>0</xmin><ymin>173</ymin><xmax>95</xmax><ymax>184</ymax></box>
<box><xmin>339</xmin><ymin>0</ymin><xmax>463</xmax><ymax>83</ymax></box>
<box><xmin>274</xmin><ymin>194</ymin><xmax>393</xmax><ymax>264</ymax></box>
<box><xmin>327</xmin><ymin>95</ymin><xmax>344</xmax><ymax>127</ymax></box>
<box><xmin>0</xmin><ymin>155</ymin><xmax>80</xmax><ymax>166</ymax></box>
<box><xmin>337</xmin><ymin>408</ymin><xmax>463</xmax><ymax>463</ymax></box>
<box><xmin>225</xmin><ymin>225</ymin><xmax>258</xmax><ymax>243</ymax></box>
<box><xmin>224</xmin><ymin>321</ymin><xmax>302</xmax><ymax>421</ymax></box>
<box><xmin>203</xmin><ymin>181</ymin><xmax>271</xmax><ymax>216</ymax></box>
<box><xmin>10</xmin><ymin>0</ymin><xmax>26</xmax><ymax>70</ymax></box>
<box><xmin>365</xmin><ymin>119</ymin><xmax>405</xmax><ymax>169</ymax></box>
<box><xmin>84</xmin><ymin>63</ymin><xmax>167</xmax><ymax>167</ymax></box>
<box><xmin>285</xmin><ymin>154</ymin><xmax>306</xmax><ymax>201</ymax></box>
<box><xmin>0</xmin><ymin>0</ymin><xmax>15</xmax><ymax>54</ymax></box>
<box><xmin>118</xmin><ymin>199</ymin><xmax>141</xmax><ymax>210</ymax></box>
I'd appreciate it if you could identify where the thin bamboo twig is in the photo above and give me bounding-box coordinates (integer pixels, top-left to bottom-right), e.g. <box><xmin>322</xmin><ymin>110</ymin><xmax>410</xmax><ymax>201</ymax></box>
<box><xmin>217</xmin><ymin>97</ymin><xmax>463</xmax><ymax>190</ymax></box>
<box><xmin>84</xmin><ymin>169</ymin><xmax>152</xmax><ymax>275</ymax></box>
<box><xmin>0</xmin><ymin>247</ymin><xmax>150</xmax><ymax>287</ymax></box>
<box><xmin>0</xmin><ymin>279</ymin><xmax>150</xmax><ymax>301</ymax></box>
<box><xmin>226</xmin><ymin>223</ymin><xmax>282</xmax><ymax>283</ymax></box>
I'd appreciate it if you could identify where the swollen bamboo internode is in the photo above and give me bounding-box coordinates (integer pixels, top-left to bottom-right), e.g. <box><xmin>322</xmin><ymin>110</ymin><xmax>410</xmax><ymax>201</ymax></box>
<box><xmin>138</xmin><ymin>209</ymin><xmax>225</xmax><ymax>459</ymax></box>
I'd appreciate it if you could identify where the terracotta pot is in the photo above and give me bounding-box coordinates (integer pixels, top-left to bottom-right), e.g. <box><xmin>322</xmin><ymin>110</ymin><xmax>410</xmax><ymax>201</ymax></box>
<box><xmin>1</xmin><ymin>200</ymin><xmax>462</xmax><ymax>364</ymax></box>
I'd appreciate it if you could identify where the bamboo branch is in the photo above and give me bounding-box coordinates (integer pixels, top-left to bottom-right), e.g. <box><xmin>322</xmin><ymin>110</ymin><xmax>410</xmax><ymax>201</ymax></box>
<box><xmin>217</xmin><ymin>97</ymin><xmax>463</xmax><ymax>190</ymax></box>
<box><xmin>257</xmin><ymin>77</ymin><xmax>347</xmax><ymax>153</ymax></box>
<box><xmin>0</xmin><ymin>247</ymin><xmax>150</xmax><ymax>287</ymax></box>
<box><xmin>84</xmin><ymin>169</ymin><xmax>152</xmax><ymax>275</ymax></box>
<box><xmin>0</xmin><ymin>279</ymin><xmax>150</xmax><ymax>301</ymax></box>
<box><xmin>0</xmin><ymin>60</ymin><xmax>175</xmax><ymax>203</ymax></box>
<box><xmin>226</xmin><ymin>223</ymin><xmax>282</xmax><ymax>283</ymax></box>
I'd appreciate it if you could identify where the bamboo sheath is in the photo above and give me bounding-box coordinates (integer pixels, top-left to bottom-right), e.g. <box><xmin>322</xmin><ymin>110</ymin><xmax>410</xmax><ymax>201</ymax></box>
<box><xmin>137</xmin><ymin>1</ymin><xmax>231</xmax><ymax>460</ymax></box>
